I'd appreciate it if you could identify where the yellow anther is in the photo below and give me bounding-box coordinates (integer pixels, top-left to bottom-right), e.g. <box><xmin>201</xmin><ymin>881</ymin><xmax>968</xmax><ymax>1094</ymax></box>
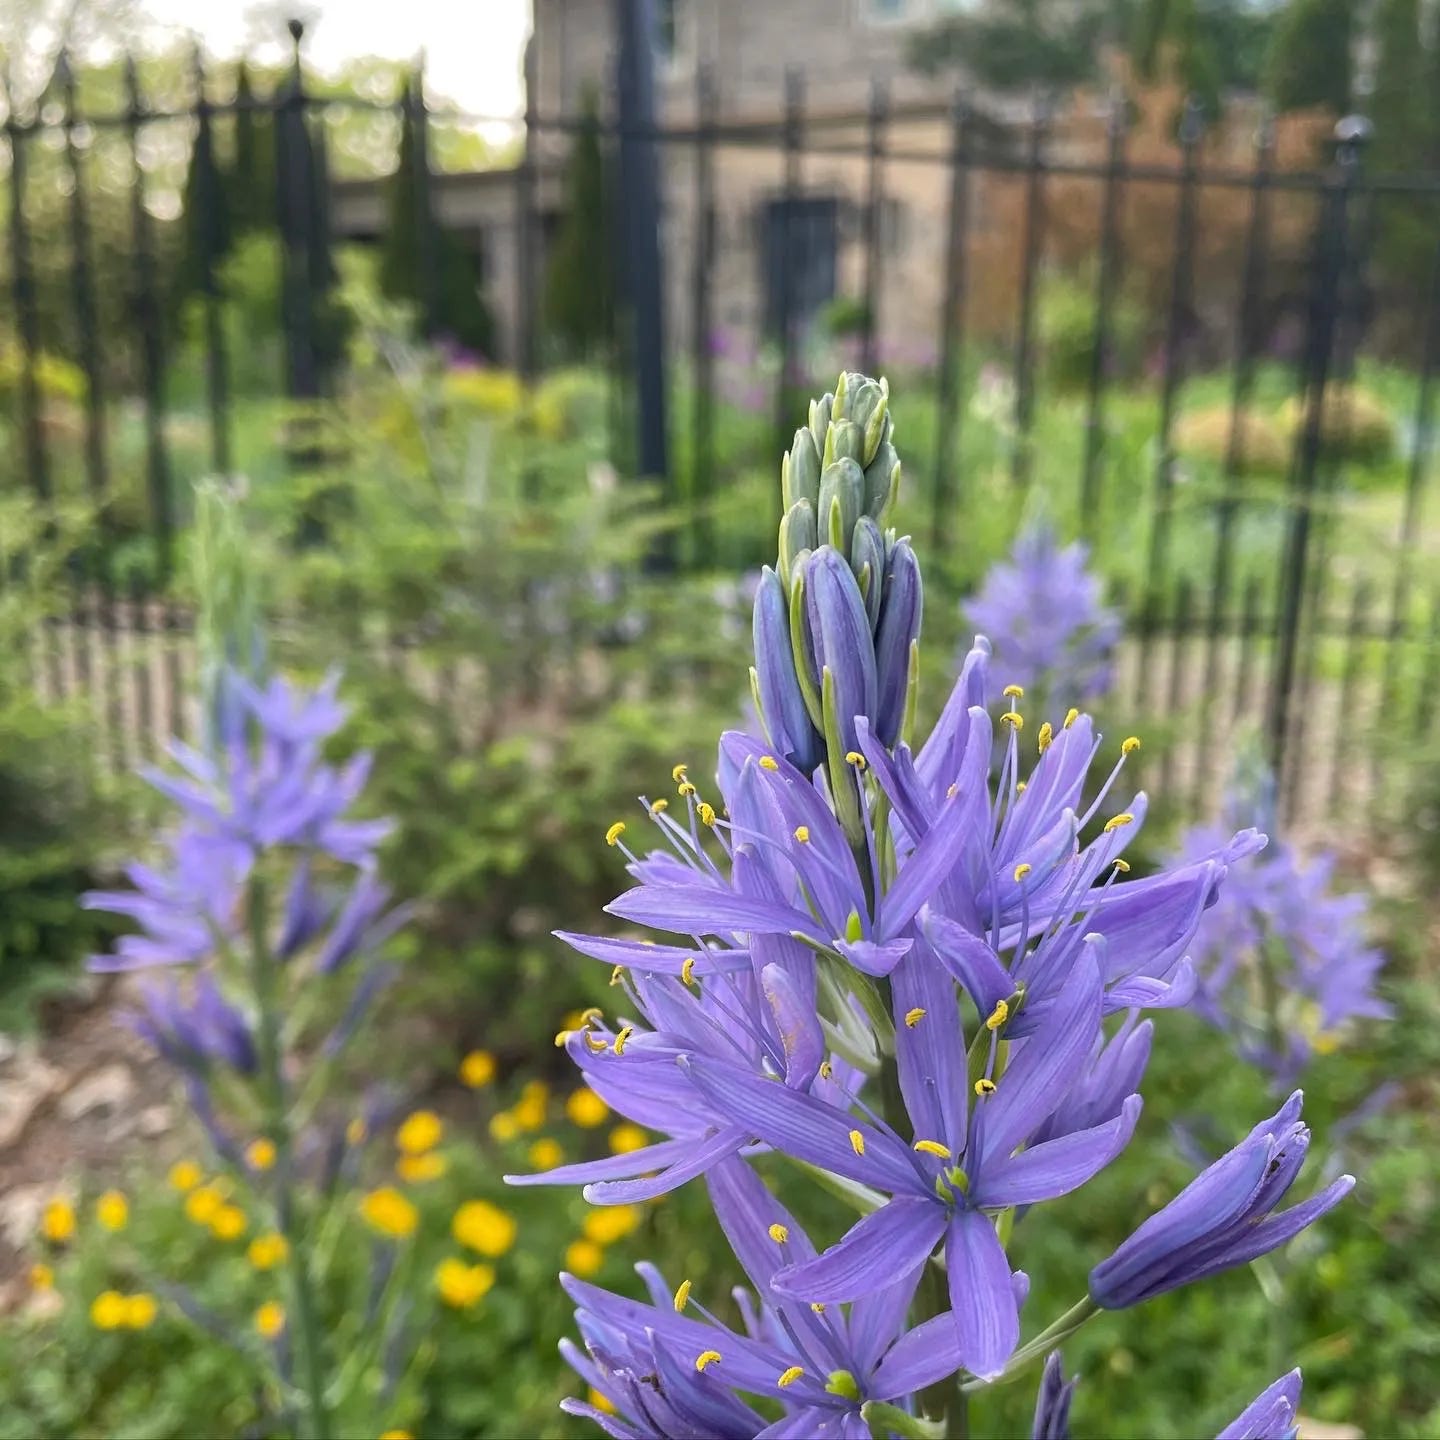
<box><xmin>778</xmin><ymin>1366</ymin><xmax>805</xmax><ymax>1388</ymax></box>
<box><xmin>819</xmin><ymin>1060</ymin><xmax>834</xmax><ymax>1079</ymax></box>
<box><xmin>1122</xmin><ymin>736</ymin><xmax>1142</xmax><ymax>755</ymax></box>
<box><xmin>673</xmin><ymin>1279</ymin><xmax>692</xmax><ymax>1312</ymax></box>
<box><xmin>650</xmin><ymin>798</ymin><xmax>669</xmax><ymax>814</ymax></box>
<box><xmin>946</xmin><ymin>782</ymin><xmax>958</xmax><ymax>798</ymax></box>
<box><xmin>975</xmin><ymin>1078</ymin><xmax>997</xmax><ymax>1097</ymax></box>
<box><xmin>1001</xmin><ymin>711</ymin><xmax>1024</xmax><ymax>730</ymax></box>
<box><xmin>1112</xmin><ymin>858</ymin><xmax>1131</xmax><ymax>874</ymax></box>
<box><xmin>848</xmin><ymin>1129</ymin><xmax>866</xmax><ymax>1156</ymax></box>
<box><xmin>914</xmin><ymin>1139</ymin><xmax>952</xmax><ymax>1159</ymax></box>
<box><xmin>985</xmin><ymin>999</ymin><xmax>1010</xmax><ymax>1031</ymax></box>
<box><xmin>1038</xmin><ymin>721</ymin><xmax>1054</xmax><ymax>754</ymax></box>
<box><xmin>793</xmin><ymin>825</ymin><xmax>811</xmax><ymax>844</ymax></box>
<box><xmin>1013</xmin><ymin>863</ymin><xmax>1032</xmax><ymax>883</ymax></box>
<box><xmin>1064</xmin><ymin>707</ymin><xmax>1079</xmax><ymax>729</ymax></box>
<box><xmin>844</xmin><ymin>750</ymin><xmax>867</xmax><ymax>770</ymax></box>
<box><xmin>759</xmin><ymin>755</ymin><xmax>779</xmax><ymax>771</ymax></box>
<box><xmin>609</xmin><ymin>965</ymin><xmax>626</xmax><ymax>986</ymax></box>
<box><xmin>605</xmin><ymin>821</ymin><xmax>627</xmax><ymax>846</ymax></box>
<box><xmin>904</xmin><ymin>1006</ymin><xmax>926</xmax><ymax>1028</ymax></box>
<box><xmin>554</xmin><ymin>1029</ymin><xmax>573</xmax><ymax>1047</ymax></box>
<box><xmin>1103</xmin><ymin>812</ymin><xmax>1135</xmax><ymax>833</ymax></box>
<box><xmin>681</xmin><ymin>957</ymin><xmax>697</xmax><ymax>986</ymax></box>
<box><xmin>810</xmin><ymin>1302</ymin><xmax>827</xmax><ymax>1314</ymax></box>
<box><xmin>695</xmin><ymin>1350</ymin><xmax>722</xmax><ymax>1373</ymax></box>
<box><xmin>583</xmin><ymin>1031</ymin><xmax>610</xmax><ymax>1053</ymax></box>
<box><xmin>580</xmin><ymin>1007</ymin><xmax>603</xmax><ymax>1024</ymax></box>
<box><xmin>672</xmin><ymin>764</ymin><xmax>688</xmax><ymax>783</ymax></box>
<box><xmin>678</xmin><ymin>781</ymin><xmax>697</xmax><ymax>797</ymax></box>
<box><xmin>768</xmin><ymin>1223</ymin><xmax>789</xmax><ymax>1244</ymax></box>
<box><xmin>612</xmin><ymin>1026</ymin><xmax>634</xmax><ymax>1055</ymax></box>
<box><xmin>1003</xmin><ymin>684</ymin><xmax>1025</xmax><ymax>699</ymax></box>
<box><xmin>1016</xmin><ymin>780</ymin><xmax>1027</xmax><ymax>793</ymax></box>
<box><xmin>697</xmin><ymin>802</ymin><xmax>717</xmax><ymax>827</ymax></box>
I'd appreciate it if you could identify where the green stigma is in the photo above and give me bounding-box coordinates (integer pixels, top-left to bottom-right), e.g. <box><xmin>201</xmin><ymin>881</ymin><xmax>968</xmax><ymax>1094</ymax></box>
<box><xmin>825</xmin><ymin>1370</ymin><xmax>861</xmax><ymax>1402</ymax></box>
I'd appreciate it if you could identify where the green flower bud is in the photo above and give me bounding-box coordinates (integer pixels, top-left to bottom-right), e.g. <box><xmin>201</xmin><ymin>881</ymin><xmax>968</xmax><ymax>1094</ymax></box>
<box><xmin>784</xmin><ymin>426</ymin><xmax>822</xmax><ymax>511</ymax></box>
<box><xmin>850</xmin><ymin>516</ymin><xmax>886</xmax><ymax>633</ymax></box>
<box><xmin>824</xmin><ymin>419</ymin><xmax>866</xmax><ymax>469</ymax></box>
<box><xmin>808</xmin><ymin>392</ymin><xmax>834</xmax><ymax>451</ymax></box>
<box><xmin>778</xmin><ymin>499</ymin><xmax>818</xmax><ymax>590</ymax></box>
<box><xmin>863</xmin><ymin>440</ymin><xmax>901</xmax><ymax>520</ymax></box>
<box><xmin>818</xmin><ymin>458</ymin><xmax>865</xmax><ymax>553</ymax></box>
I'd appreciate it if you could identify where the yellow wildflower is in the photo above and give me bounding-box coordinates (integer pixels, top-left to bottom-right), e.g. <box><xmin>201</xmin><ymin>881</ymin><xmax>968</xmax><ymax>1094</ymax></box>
<box><xmin>488</xmin><ymin>1111</ymin><xmax>520</xmax><ymax>1142</ymax></box>
<box><xmin>41</xmin><ymin>1198</ymin><xmax>76</xmax><ymax>1243</ymax></box>
<box><xmin>167</xmin><ymin>1160</ymin><xmax>203</xmax><ymax>1192</ymax></box>
<box><xmin>209</xmin><ymin>1205</ymin><xmax>248</xmax><ymax>1241</ymax></box>
<box><xmin>583</xmin><ymin>1205</ymin><xmax>643</xmax><ymax>1246</ymax></box>
<box><xmin>30</xmin><ymin>1263</ymin><xmax>54</xmax><ymax>1291</ymax></box>
<box><xmin>452</xmin><ymin>1200</ymin><xmax>517</xmax><ymax>1258</ymax></box>
<box><xmin>246</xmin><ymin>1138</ymin><xmax>277</xmax><ymax>1172</ymax></box>
<box><xmin>379</xmin><ymin>1431</ymin><xmax>414</xmax><ymax>1439</ymax></box>
<box><xmin>565</xmin><ymin>1088</ymin><xmax>609</xmax><ymax>1129</ymax></box>
<box><xmin>397</xmin><ymin>1151</ymin><xmax>448</xmax><ymax>1183</ymax></box>
<box><xmin>459</xmin><ymin>1050</ymin><xmax>497</xmax><ymax>1088</ymax></box>
<box><xmin>588</xmin><ymin>1388</ymin><xmax>618</xmax><ymax>1415</ymax></box>
<box><xmin>396</xmin><ymin>1110</ymin><xmax>444</xmax><ymax>1155</ymax></box>
<box><xmin>96</xmin><ymin>1191</ymin><xmax>129</xmax><ymax>1233</ymax></box>
<box><xmin>361</xmin><ymin>1187</ymin><xmax>419</xmax><ymax>1240</ymax></box>
<box><xmin>512</xmin><ymin>1081</ymin><xmax>549</xmax><ymax>1132</ymax></box>
<box><xmin>608</xmin><ymin>1123</ymin><xmax>648</xmax><ymax>1155</ymax></box>
<box><xmin>125</xmin><ymin>1293</ymin><xmax>158</xmax><ymax>1330</ymax></box>
<box><xmin>90</xmin><ymin>1290</ymin><xmax>127</xmax><ymax>1330</ymax></box>
<box><xmin>527</xmin><ymin>1137</ymin><xmax>563</xmax><ymax>1170</ymax></box>
<box><xmin>247</xmin><ymin>1233</ymin><xmax>290</xmax><ymax>1271</ymax></box>
<box><xmin>434</xmin><ymin>1256</ymin><xmax>496</xmax><ymax>1310</ymax></box>
<box><xmin>184</xmin><ymin>1185</ymin><xmax>223</xmax><ymax>1226</ymax></box>
<box><xmin>255</xmin><ymin>1300</ymin><xmax>286</xmax><ymax>1339</ymax></box>
<box><xmin>565</xmin><ymin>1239</ymin><xmax>605</xmax><ymax>1278</ymax></box>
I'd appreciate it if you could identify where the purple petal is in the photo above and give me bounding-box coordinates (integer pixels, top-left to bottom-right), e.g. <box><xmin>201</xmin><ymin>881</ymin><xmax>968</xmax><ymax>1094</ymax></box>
<box><xmin>947</xmin><ymin>1208</ymin><xmax>1020</xmax><ymax>1381</ymax></box>
<box><xmin>584</xmin><ymin>1125</ymin><xmax>752</xmax><ymax>1204</ymax></box>
<box><xmin>774</xmin><ymin>1198</ymin><xmax>946</xmax><ymax>1303</ymax></box>
<box><xmin>1216</xmin><ymin>1370</ymin><xmax>1303</xmax><ymax>1440</ymax></box>
<box><xmin>869</xmin><ymin>1311</ymin><xmax>966</xmax><ymax>1400</ymax></box>
<box><xmin>606</xmin><ymin>883</ymin><xmax>822</xmax><ymax>944</ymax></box>
<box><xmin>975</xmin><ymin>1096</ymin><xmax>1142</xmax><ymax>1207</ymax></box>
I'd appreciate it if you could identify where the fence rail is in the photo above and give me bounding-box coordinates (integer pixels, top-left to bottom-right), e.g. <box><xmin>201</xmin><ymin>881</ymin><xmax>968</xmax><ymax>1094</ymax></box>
<box><xmin>2</xmin><ymin>28</ymin><xmax>1439</xmax><ymax>836</ymax></box>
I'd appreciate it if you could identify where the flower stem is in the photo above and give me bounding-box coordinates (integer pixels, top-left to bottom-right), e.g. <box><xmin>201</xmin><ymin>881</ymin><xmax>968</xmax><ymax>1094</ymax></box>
<box><xmin>962</xmin><ymin>1295</ymin><xmax>1100</xmax><ymax>1392</ymax></box>
<box><xmin>248</xmin><ymin>876</ymin><xmax>333</xmax><ymax>1440</ymax></box>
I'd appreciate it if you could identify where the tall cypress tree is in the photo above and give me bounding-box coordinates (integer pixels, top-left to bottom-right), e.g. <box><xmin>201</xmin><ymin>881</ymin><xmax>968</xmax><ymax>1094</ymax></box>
<box><xmin>542</xmin><ymin>87</ymin><xmax>611</xmax><ymax>358</ymax></box>
<box><xmin>1266</xmin><ymin>0</ymin><xmax>1354</xmax><ymax>113</ymax></box>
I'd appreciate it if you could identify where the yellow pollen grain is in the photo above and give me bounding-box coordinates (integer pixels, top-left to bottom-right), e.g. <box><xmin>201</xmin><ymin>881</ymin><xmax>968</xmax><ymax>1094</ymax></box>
<box><xmin>811</xmin><ymin>1302</ymin><xmax>826</xmax><ymax>1313</ymax></box>
<box><xmin>848</xmin><ymin>1129</ymin><xmax>865</xmax><ymax>1156</ymax></box>
<box><xmin>768</xmin><ymin>1223</ymin><xmax>789</xmax><ymax>1244</ymax></box>
<box><xmin>605</xmin><ymin>821</ymin><xmax>626</xmax><ymax>846</ymax></box>
<box><xmin>986</xmin><ymin>999</ymin><xmax>1010</xmax><ymax>1031</ymax></box>
<box><xmin>697</xmin><ymin>802</ymin><xmax>717</xmax><ymax>826</ymax></box>
<box><xmin>678</xmin><ymin>781</ymin><xmax>697</xmax><ymax>797</ymax></box>
<box><xmin>778</xmin><ymin>1366</ymin><xmax>805</xmax><ymax>1388</ymax></box>
<box><xmin>1001</xmin><ymin>711</ymin><xmax>1024</xmax><ymax>729</ymax></box>
<box><xmin>650</xmin><ymin>798</ymin><xmax>669</xmax><ymax>814</ymax></box>
<box><xmin>1122</xmin><ymin>736</ymin><xmax>1142</xmax><ymax>754</ymax></box>
<box><xmin>975</xmin><ymin>1078</ymin><xmax>997</xmax><ymax>1097</ymax></box>
<box><xmin>1112</xmin><ymin>858</ymin><xmax>1131</xmax><ymax>874</ymax></box>
<box><xmin>904</xmin><ymin>1007</ymin><xmax>926</xmax><ymax>1028</ymax></box>
<box><xmin>819</xmin><ymin>1060</ymin><xmax>834</xmax><ymax>1079</ymax></box>
<box><xmin>673</xmin><ymin>1279</ymin><xmax>692</xmax><ymax>1312</ymax></box>
<box><xmin>609</xmin><ymin>965</ymin><xmax>625</xmax><ymax>986</ymax></box>
<box><xmin>672</xmin><ymin>764</ymin><xmax>688</xmax><ymax>782</ymax></box>
<box><xmin>1013</xmin><ymin>863</ymin><xmax>1032</xmax><ymax>882</ymax></box>
<box><xmin>1038</xmin><ymin>721</ymin><xmax>1054</xmax><ymax>754</ymax></box>
<box><xmin>914</xmin><ymin>1140</ymin><xmax>952</xmax><ymax>1158</ymax></box>
<box><xmin>793</xmin><ymin>825</ymin><xmax>811</xmax><ymax>843</ymax></box>
<box><xmin>1104</xmin><ymin>812</ymin><xmax>1135</xmax><ymax>833</ymax></box>
<box><xmin>1003</xmin><ymin>684</ymin><xmax>1025</xmax><ymax>699</ymax></box>
<box><xmin>612</xmin><ymin>1026</ymin><xmax>635</xmax><ymax>1056</ymax></box>
<box><xmin>760</xmin><ymin>755</ymin><xmax>780</xmax><ymax>770</ymax></box>
<box><xmin>1016</xmin><ymin>780</ymin><xmax>1027</xmax><ymax>793</ymax></box>
<box><xmin>584</xmin><ymin>1030</ymin><xmax>610</xmax><ymax>1053</ymax></box>
<box><xmin>681</xmin><ymin>957</ymin><xmax>697</xmax><ymax>985</ymax></box>
<box><xmin>844</xmin><ymin>750</ymin><xmax>867</xmax><ymax>769</ymax></box>
<box><xmin>696</xmin><ymin>1350</ymin><xmax>722</xmax><ymax>1373</ymax></box>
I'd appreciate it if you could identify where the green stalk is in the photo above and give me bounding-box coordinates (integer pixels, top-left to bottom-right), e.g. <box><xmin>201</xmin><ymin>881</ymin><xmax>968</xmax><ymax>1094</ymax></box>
<box><xmin>248</xmin><ymin>877</ymin><xmax>333</xmax><ymax>1440</ymax></box>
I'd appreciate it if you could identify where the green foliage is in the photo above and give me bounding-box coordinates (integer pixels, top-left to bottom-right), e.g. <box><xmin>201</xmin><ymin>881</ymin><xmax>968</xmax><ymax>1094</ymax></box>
<box><xmin>1173</xmin><ymin>403</ymin><xmax>1291</xmax><ymax>474</ymax></box>
<box><xmin>543</xmin><ymin>89</ymin><xmax>612</xmax><ymax>361</ymax></box>
<box><xmin>1266</xmin><ymin>0</ymin><xmax>1354</xmax><ymax>112</ymax></box>
<box><xmin>906</xmin><ymin>0</ymin><xmax>1110</xmax><ymax>90</ymax></box>
<box><xmin>1132</xmin><ymin>0</ymin><xmax>1278</xmax><ymax>104</ymax></box>
<box><xmin>1276</xmin><ymin>385</ymin><xmax>1397</xmax><ymax>465</ymax></box>
<box><xmin>818</xmin><ymin>295</ymin><xmax>871</xmax><ymax>341</ymax></box>
<box><xmin>1036</xmin><ymin>268</ymin><xmax>1146</xmax><ymax>394</ymax></box>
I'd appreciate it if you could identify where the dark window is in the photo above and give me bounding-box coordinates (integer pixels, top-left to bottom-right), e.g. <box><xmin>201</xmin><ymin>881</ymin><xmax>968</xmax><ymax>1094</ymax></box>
<box><xmin>656</xmin><ymin>0</ymin><xmax>677</xmax><ymax>58</ymax></box>
<box><xmin>763</xmin><ymin>196</ymin><xmax>839</xmax><ymax>336</ymax></box>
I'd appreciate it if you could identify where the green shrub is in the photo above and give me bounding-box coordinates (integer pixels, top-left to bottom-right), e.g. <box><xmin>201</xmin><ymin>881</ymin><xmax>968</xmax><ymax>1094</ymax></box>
<box><xmin>1174</xmin><ymin>403</ymin><xmax>1291</xmax><ymax>474</ymax></box>
<box><xmin>1038</xmin><ymin>268</ymin><xmax>1147</xmax><ymax>394</ymax></box>
<box><xmin>1277</xmin><ymin>385</ymin><xmax>1397</xmax><ymax>465</ymax></box>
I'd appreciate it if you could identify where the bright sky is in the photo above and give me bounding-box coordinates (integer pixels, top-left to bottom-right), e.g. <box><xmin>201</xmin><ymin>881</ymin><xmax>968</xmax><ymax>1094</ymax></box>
<box><xmin>136</xmin><ymin>0</ymin><xmax>531</xmax><ymax>122</ymax></box>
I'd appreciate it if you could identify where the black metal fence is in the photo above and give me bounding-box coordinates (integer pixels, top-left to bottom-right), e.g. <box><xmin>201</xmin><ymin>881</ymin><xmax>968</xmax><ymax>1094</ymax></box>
<box><xmin>3</xmin><ymin>31</ymin><xmax>1440</xmax><ymax>837</ymax></box>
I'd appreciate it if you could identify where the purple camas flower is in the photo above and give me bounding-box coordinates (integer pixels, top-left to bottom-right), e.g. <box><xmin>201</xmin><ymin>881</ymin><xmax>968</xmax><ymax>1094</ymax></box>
<box><xmin>1089</xmin><ymin>1092</ymin><xmax>1353</xmax><ymax>1309</ymax></box>
<box><xmin>1218</xmin><ymin>1370</ymin><xmax>1304</xmax><ymax>1440</ymax></box>
<box><xmin>965</xmin><ymin>522</ymin><xmax>1121</xmax><ymax>711</ymax></box>
<box><xmin>527</xmin><ymin>374</ymin><xmax>1349</xmax><ymax>1429</ymax></box>
<box><xmin>1031</xmin><ymin>1352</ymin><xmax>1077</xmax><ymax>1440</ymax></box>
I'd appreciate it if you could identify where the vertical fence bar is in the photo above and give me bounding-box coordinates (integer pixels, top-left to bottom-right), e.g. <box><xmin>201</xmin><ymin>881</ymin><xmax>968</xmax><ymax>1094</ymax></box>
<box><xmin>1234</xmin><ymin>574</ymin><xmax>1264</xmax><ymax>727</ymax></box>
<box><xmin>191</xmin><ymin>45</ymin><xmax>231</xmax><ymax>474</ymax></box>
<box><xmin>1374</xmin><ymin>226</ymin><xmax>1440</xmax><ymax>815</ymax></box>
<box><xmin>689</xmin><ymin>63</ymin><xmax>717</xmax><ymax>559</ymax></box>
<box><xmin>4</xmin><ymin>88</ymin><xmax>50</xmax><ymax>503</ymax></box>
<box><xmin>277</xmin><ymin>21</ymin><xmax>319</xmax><ymax>409</ymax></box>
<box><xmin>1138</xmin><ymin>99</ymin><xmax>1203</xmax><ymax>710</ymax></box>
<box><xmin>1197</xmin><ymin>114</ymin><xmax>1274</xmax><ymax>795</ymax></box>
<box><xmin>1010</xmin><ymin>94</ymin><xmax>1048</xmax><ymax>491</ymax></box>
<box><xmin>1162</xmin><ymin>577</ymin><xmax>1193</xmax><ymax>794</ymax></box>
<box><xmin>1080</xmin><ymin>91</ymin><xmax>1127</xmax><ymax>540</ymax></box>
<box><xmin>124</xmin><ymin>55</ymin><xmax>173</xmax><ymax>583</ymax></box>
<box><xmin>1417</xmin><ymin>592</ymin><xmax>1440</xmax><ymax>739</ymax></box>
<box><xmin>410</xmin><ymin>58</ymin><xmax>440</xmax><ymax>337</ymax></box>
<box><xmin>1328</xmin><ymin>580</ymin><xmax>1372</xmax><ymax>810</ymax></box>
<box><xmin>1268</xmin><ymin>119</ymin><xmax>1363</xmax><ymax>798</ymax></box>
<box><xmin>773</xmin><ymin>68</ymin><xmax>804</xmax><ymax>511</ymax></box>
<box><xmin>515</xmin><ymin>40</ymin><xmax>537</xmax><ymax>382</ymax></box>
<box><xmin>859</xmin><ymin>79</ymin><xmax>888</xmax><ymax>376</ymax></box>
<box><xmin>931</xmin><ymin>90</ymin><xmax>970</xmax><ymax>553</ymax></box>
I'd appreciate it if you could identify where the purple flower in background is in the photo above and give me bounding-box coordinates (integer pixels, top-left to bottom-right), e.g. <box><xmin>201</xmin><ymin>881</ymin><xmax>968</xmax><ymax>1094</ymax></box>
<box><xmin>1032</xmin><ymin>1352</ymin><xmax>1077</xmax><ymax>1440</ymax></box>
<box><xmin>1218</xmin><ymin>1370</ymin><xmax>1303</xmax><ymax>1440</ymax></box>
<box><xmin>561</xmin><ymin>1157</ymin><xmax>967</xmax><ymax>1437</ymax></box>
<box><xmin>965</xmin><ymin>523</ymin><xmax>1121</xmax><ymax>710</ymax></box>
<box><xmin>1089</xmin><ymin>1092</ymin><xmax>1353</xmax><ymax>1309</ymax></box>
<box><xmin>130</xmin><ymin>972</ymin><xmax>257</xmax><ymax>1076</ymax></box>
